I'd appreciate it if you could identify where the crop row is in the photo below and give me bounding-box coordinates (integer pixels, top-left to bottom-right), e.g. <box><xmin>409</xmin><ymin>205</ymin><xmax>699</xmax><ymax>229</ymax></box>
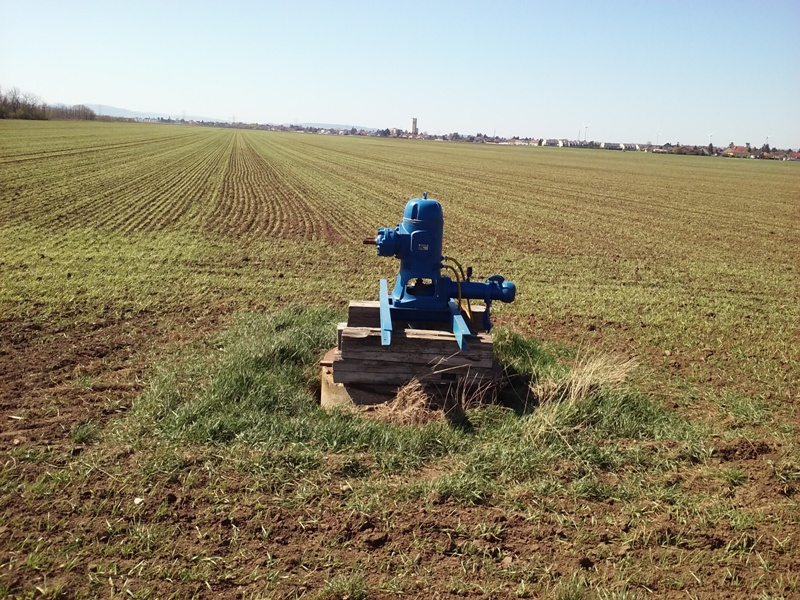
<box><xmin>1</xmin><ymin>123</ymin><xmax>797</xmax><ymax>267</ymax></box>
<box><xmin>1</xmin><ymin>126</ymin><xmax>402</xmax><ymax>243</ymax></box>
<box><xmin>1</xmin><ymin>120</ymin><xmax>797</xmax><ymax>405</ymax></box>
<box><xmin>203</xmin><ymin>132</ymin><xmax>337</xmax><ymax>240</ymax></box>
<box><xmin>1</xmin><ymin>127</ymin><xmax>224</xmax><ymax>233</ymax></box>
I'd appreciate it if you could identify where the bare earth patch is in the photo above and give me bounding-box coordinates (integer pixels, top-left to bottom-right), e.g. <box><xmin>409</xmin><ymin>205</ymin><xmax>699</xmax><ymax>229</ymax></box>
<box><xmin>2</xmin><ymin>313</ymin><xmax>798</xmax><ymax>599</ymax></box>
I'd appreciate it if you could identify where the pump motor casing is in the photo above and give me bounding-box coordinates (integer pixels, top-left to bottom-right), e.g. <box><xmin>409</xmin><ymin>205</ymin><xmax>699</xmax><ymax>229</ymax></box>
<box><xmin>366</xmin><ymin>195</ymin><xmax>515</xmax><ymax>348</ymax></box>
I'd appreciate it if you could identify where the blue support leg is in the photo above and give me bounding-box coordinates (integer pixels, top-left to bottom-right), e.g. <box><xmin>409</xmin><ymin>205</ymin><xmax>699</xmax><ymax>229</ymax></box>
<box><xmin>448</xmin><ymin>299</ymin><xmax>471</xmax><ymax>351</ymax></box>
<box><xmin>379</xmin><ymin>279</ymin><xmax>393</xmax><ymax>346</ymax></box>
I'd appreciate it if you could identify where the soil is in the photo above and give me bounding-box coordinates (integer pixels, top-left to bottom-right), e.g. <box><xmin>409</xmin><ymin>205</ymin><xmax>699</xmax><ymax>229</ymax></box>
<box><xmin>1</xmin><ymin>312</ymin><xmax>798</xmax><ymax>599</ymax></box>
<box><xmin>1</xmin><ymin>317</ymin><xmax>140</xmax><ymax>446</ymax></box>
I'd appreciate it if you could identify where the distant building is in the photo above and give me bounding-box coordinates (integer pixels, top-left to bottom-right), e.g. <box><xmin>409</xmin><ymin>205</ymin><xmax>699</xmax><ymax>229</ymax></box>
<box><xmin>722</xmin><ymin>145</ymin><xmax>750</xmax><ymax>158</ymax></box>
<box><xmin>410</xmin><ymin>117</ymin><xmax>418</xmax><ymax>135</ymax></box>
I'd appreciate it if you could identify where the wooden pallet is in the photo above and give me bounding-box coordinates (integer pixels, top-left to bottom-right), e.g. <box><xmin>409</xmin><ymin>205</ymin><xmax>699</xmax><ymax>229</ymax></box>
<box><xmin>328</xmin><ymin>301</ymin><xmax>498</xmax><ymax>388</ymax></box>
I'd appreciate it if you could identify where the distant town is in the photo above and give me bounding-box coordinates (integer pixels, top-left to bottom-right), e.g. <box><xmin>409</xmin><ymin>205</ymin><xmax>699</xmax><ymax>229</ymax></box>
<box><xmin>155</xmin><ymin>117</ymin><xmax>799</xmax><ymax>161</ymax></box>
<box><xmin>2</xmin><ymin>85</ymin><xmax>797</xmax><ymax>160</ymax></box>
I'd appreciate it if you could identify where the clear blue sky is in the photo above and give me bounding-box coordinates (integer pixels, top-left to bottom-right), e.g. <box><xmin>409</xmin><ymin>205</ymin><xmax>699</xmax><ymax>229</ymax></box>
<box><xmin>2</xmin><ymin>0</ymin><xmax>798</xmax><ymax>148</ymax></box>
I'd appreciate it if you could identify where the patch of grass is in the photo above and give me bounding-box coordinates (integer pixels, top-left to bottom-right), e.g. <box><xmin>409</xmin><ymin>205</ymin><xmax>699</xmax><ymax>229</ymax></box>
<box><xmin>318</xmin><ymin>570</ymin><xmax>368</xmax><ymax>600</ymax></box>
<box><xmin>720</xmin><ymin>467</ymin><xmax>749</xmax><ymax>488</ymax></box>
<box><xmin>70</xmin><ymin>419</ymin><xmax>99</xmax><ymax>445</ymax></box>
<box><xmin>427</xmin><ymin>467</ymin><xmax>494</xmax><ymax>505</ymax></box>
<box><xmin>678</xmin><ymin>440</ymin><xmax>715</xmax><ymax>464</ymax></box>
<box><xmin>714</xmin><ymin>391</ymin><xmax>771</xmax><ymax>427</ymax></box>
<box><xmin>596</xmin><ymin>588</ymin><xmax>643</xmax><ymax>600</ymax></box>
<box><xmin>532</xmin><ymin>351</ymin><xmax>636</xmax><ymax>404</ymax></box>
<box><xmin>126</xmin><ymin>307</ymin><xmax>472</xmax><ymax>475</ymax></box>
<box><xmin>497</xmin><ymin>331</ymin><xmax>697</xmax><ymax>440</ymax></box>
<box><xmin>571</xmin><ymin>473</ymin><xmax>629</xmax><ymax>501</ymax></box>
<box><xmin>124</xmin><ymin>307</ymin><xmax>703</xmax><ymax>509</ymax></box>
<box><xmin>493</xmin><ymin>327</ymin><xmax>562</xmax><ymax>381</ymax></box>
<box><xmin>770</xmin><ymin>460</ymin><xmax>800</xmax><ymax>496</ymax></box>
<box><xmin>72</xmin><ymin>375</ymin><xmax>97</xmax><ymax>390</ymax></box>
<box><xmin>130</xmin><ymin>305</ymin><xmax>339</xmax><ymax>442</ymax></box>
<box><xmin>11</xmin><ymin>446</ymin><xmax>51</xmax><ymax>463</ymax></box>
<box><xmin>552</xmin><ymin>573</ymin><xmax>589</xmax><ymax>600</ymax></box>
<box><xmin>334</xmin><ymin>455</ymin><xmax>372</xmax><ymax>478</ymax></box>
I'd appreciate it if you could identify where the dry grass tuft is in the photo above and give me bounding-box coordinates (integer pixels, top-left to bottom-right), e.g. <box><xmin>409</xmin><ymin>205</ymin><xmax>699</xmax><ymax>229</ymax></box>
<box><xmin>363</xmin><ymin>378</ymin><xmax>445</xmax><ymax>425</ymax></box>
<box><xmin>531</xmin><ymin>353</ymin><xmax>637</xmax><ymax>405</ymax></box>
<box><xmin>527</xmin><ymin>353</ymin><xmax>637</xmax><ymax>442</ymax></box>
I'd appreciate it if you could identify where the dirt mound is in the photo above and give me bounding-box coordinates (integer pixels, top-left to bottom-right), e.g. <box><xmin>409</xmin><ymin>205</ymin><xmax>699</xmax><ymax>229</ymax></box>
<box><xmin>717</xmin><ymin>437</ymin><xmax>775</xmax><ymax>461</ymax></box>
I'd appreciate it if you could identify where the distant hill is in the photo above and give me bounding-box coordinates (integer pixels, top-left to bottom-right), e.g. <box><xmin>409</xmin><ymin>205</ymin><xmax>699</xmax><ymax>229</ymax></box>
<box><xmin>82</xmin><ymin>106</ymin><xmax>377</xmax><ymax>130</ymax></box>
<box><xmin>84</xmin><ymin>104</ymin><xmax>222</xmax><ymax>122</ymax></box>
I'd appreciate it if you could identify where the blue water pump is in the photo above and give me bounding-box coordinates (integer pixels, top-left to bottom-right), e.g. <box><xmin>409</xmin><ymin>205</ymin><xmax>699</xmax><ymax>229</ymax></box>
<box><xmin>364</xmin><ymin>194</ymin><xmax>516</xmax><ymax>349</ymax></box>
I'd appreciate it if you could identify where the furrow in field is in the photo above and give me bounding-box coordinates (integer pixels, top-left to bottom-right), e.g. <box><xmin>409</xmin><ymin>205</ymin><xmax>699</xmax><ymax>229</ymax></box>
<box><xmin>235</xmin><ymin>135</ymin><xmax>279</xmax><ymax>237</ymax></box>
<box><xmin>238</xmin><ymin>135</ymin><xmax>324</xmax><ymax>240</ymax></box>
<box><xmin>158</xmin><ymin>131</ymin><xmax>237</xmax><ymax>233</ymax></box>
<box><xmin>250</xmin><ymin>138</ymin><xmax>316</xmax><ymax>240</ymax></box>
<box><xmin>245</xmin><ymin>135</ymin><xmax>575</xmax><ymax>253</ymax></box>
<box><xmin>3</xmin><ymin>123</ymin><xmax>796</xmax><ymax>272</ymax></box>
<box><xmin>204</xmin><ymin>132</ymin><xmax>329</xmax><ymax>241</ymax></box>
<box><xmin>246</xmin><ymin>134</ymin><xmax>408</xmax><ymax>240</ymax></box>
<box><xmin>258</xmin><ymin>136</ymin><xmax>777</xmax><ymax>260</ymax></box>
<box><xmin>111</xmin><ymin>132</ymin><xmax>234</xmax><ymax>235</ymax></box>
<box><xmin>29</xmin><ymin>152</ymin><xmax>184</xmax><ymax>232</ymax></box>
<box><xmin>205</xmin><ymin>132</ymin><xmax>263</xmax><ymax>237</ymax></box>
<box><xmin>243</xmin><ymin>136</ymin><xmax>349</xmax><ymax>235</ymax></box>
<box><xmin>205</xmin><ymin>132</ymin><xmax>256</xmax><ymax>236</ymax></box>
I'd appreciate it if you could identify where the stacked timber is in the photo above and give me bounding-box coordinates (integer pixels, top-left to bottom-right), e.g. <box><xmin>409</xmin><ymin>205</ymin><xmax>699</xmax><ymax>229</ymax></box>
<box><xmin>327</xmin><ymin>301</ymin><xmax>498</xmax><ymax>389</ymax></box>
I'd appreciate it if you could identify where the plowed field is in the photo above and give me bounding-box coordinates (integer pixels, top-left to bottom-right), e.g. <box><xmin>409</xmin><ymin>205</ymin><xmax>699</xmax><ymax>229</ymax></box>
<box><xmin>1</xmin><ymin>121</ymin><xmax>799</xmax><ymax>599</ymax></box>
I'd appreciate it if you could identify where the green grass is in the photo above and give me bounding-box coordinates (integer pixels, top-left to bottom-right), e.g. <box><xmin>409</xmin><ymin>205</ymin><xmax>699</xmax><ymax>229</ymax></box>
<box><xmin>69</xmin><ymin>419</ymin><xmax>99</xmax><ymax>445</ymax></box>
<box><xmin>2</xmin><ymin>122</ymin><xmax>798</xmax><ymax>415</ymax></box>
<box><xmin>120</xmin><ymin>306</ymin><xmax>702</xmax><ymax>508</ymax></box>
<box><xmin>319</xmin><ymin>571</ymin><xmax>368</xmax><ymax>600</ymax></box>
<box><xmin>2</xmin><ymin>121</ymin><xmax>799</xmax><ymax>599</ymax></box>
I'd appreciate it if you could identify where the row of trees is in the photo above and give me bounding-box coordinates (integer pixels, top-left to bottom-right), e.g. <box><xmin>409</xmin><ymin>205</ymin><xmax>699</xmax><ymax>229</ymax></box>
<box><xmin>0</xmin><ymin>86</ymin><xmax>96</xmax><ymax>121</ymax></box>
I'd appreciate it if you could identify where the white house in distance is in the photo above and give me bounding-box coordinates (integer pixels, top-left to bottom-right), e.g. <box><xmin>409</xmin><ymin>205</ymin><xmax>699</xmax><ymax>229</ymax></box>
<box><xmin>541</xmin><ymin>139</ymin><xmax>584</xmax><ymax>147</ymax></box>
<box><xmin>600</xmin><ymin>142</ymin><xmax>642</xmax><ymax>151</ymax></box>
<box><xmin>538</xmin><ymin>139</ymin><xmax>645</xmax><ymax>150</ymax></box>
